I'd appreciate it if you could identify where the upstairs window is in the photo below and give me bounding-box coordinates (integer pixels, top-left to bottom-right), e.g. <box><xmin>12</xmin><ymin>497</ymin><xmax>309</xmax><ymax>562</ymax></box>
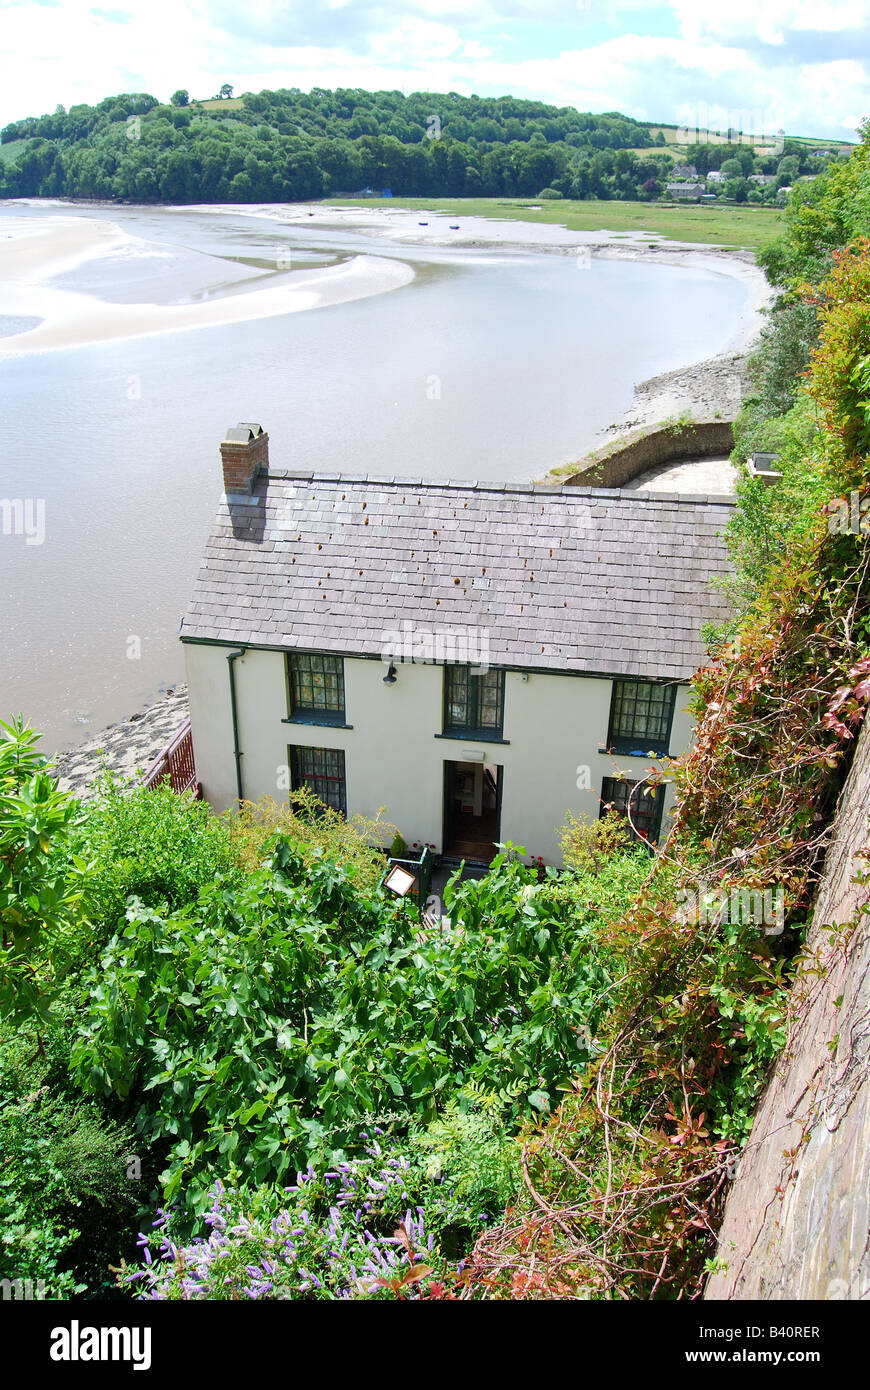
<box><xmin>443</xmin><ymin>666</ymin><xmax>505</xmax><ymax>739</ymax></box>
<box><xmin>287</xmin><ymin>652</ymin><xmax>345</xmax><ymax>724</ymax></box>
<box><xmin>607</xmin><ymin>679</ymin><xmax>676</xmax><ymax>755</ymax></box>
<box><xmin>600</xmin><ymin>776</ymin><xmax>664</xmax><ymax>846</ymax></box>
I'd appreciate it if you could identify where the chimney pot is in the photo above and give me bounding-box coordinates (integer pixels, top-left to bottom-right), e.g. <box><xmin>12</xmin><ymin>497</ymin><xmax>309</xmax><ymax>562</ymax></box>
<box><xmin>221</xmin><ymin>422</ymin><xmax>269</xmax><ymax>497</ymax></box>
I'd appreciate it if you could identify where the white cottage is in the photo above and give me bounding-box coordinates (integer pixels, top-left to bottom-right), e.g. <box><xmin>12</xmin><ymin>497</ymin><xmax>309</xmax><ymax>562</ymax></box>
<box><xmin>181</xmin><ymin>425</ymin><xmax>733</xmax><ymax>865</ymax></box>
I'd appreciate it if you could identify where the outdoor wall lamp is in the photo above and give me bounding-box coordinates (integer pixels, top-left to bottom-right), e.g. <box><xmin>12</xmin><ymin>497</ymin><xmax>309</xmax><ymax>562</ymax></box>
<box><xmin>383</xmin><ymin>663</ymin><xmax>398</xmax><ymax>685</ymax></box>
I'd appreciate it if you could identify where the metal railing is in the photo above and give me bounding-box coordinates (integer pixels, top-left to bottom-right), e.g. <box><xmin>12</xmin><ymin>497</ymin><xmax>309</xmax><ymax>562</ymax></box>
<box><xmin>141</xmin><ymin>717</ymin><xmax>201</xmax><ymax>797</ymax></box>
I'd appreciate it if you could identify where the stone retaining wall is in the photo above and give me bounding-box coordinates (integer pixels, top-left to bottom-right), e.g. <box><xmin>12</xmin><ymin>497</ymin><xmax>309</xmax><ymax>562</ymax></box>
<box><xmin>705</xmin><ymin>718</ymin><xmax>870</xmax><ymax>1301</ymax></box>
<box><xmin>561</xmin><ymin>421</ymin><xmax>735</xmax><ymax>489</ymax></box>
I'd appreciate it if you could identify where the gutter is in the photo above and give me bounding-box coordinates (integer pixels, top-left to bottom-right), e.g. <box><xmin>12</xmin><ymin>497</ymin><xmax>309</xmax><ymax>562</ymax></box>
<box><xmin>227</xmin><ymin>647</ymin><xmax>246</xmax><ymax>803</ymax></box>
<box><xmin>181</xmin><ymin>636</ymin><xmax>696</xmax><ymax>688</ymax></box>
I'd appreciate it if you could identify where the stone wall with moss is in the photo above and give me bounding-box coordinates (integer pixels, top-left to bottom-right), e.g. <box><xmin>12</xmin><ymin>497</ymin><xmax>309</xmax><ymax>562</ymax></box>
<box><xmin>561</xmin><ymin>420</ymin><xmax>735</xmax><ymax>489</ymax></box>
<box><xmin>705</xmin><ymin>717</ymin><xmax>870</xmax><ymax>1301</ymax></box>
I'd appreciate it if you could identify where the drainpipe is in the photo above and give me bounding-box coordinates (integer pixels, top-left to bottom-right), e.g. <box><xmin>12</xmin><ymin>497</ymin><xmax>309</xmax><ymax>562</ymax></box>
<box><xmin>227</xmin><ymin>648</ymin><xmax>246</xmax><ymax>803</ymax></box>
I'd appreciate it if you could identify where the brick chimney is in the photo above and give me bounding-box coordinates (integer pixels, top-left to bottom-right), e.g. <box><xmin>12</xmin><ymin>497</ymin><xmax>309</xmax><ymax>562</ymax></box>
<box><xmin>220</xmin><ymin>423</ymin><xmax>269</xmax><ymax>498</ymax></box>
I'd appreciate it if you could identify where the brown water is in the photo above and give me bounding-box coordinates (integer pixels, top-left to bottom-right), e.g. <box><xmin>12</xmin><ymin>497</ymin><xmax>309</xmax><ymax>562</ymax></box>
<box><xmin>0</xmin><ymin>203</ymin><xmax>749</xmax><ymax>753</ymax></box>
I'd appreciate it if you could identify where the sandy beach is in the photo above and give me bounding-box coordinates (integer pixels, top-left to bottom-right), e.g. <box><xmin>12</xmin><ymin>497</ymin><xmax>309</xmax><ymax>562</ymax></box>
<box><xmin>0</xmin><ymin>211</ymin><xmax>415</xmax><ymax>358</ymax></box>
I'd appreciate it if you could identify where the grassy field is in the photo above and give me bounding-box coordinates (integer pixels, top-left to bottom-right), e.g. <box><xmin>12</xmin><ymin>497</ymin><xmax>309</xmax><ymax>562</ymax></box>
<box><xmin>329</xmin><ymin>196</ymin><xmax>784</xmax><ymax>249</ymax></box>
<box><xmin>0</xmin><ymin>139</ymin><xmax>25</xmax><ymax>164</ymax></box>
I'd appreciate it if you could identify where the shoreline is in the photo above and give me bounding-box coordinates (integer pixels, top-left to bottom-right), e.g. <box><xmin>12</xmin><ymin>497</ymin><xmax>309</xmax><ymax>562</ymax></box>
<box><xmin>52</xmin><ymin>684</ymin><xmax>190</xmax><ymax>798</ymax></box>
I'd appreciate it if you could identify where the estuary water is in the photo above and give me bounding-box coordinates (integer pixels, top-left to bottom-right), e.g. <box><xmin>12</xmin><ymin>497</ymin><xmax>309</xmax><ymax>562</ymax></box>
<box><xmin>0</xmin><ymin>202</ymin><xmax>751</xmax><ymax>751</ymax></box>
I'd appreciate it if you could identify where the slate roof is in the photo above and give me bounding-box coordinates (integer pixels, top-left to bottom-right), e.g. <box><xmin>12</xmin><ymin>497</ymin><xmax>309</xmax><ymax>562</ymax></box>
<box><xmin>181</xmin><ymin>472</ymin><xmax>735</xmax><ymax>681</ymax></box>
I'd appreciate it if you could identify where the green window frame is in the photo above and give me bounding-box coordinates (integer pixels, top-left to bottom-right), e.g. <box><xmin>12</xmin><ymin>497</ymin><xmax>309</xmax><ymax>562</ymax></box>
<box><xmin>607</xmin><ymin>680</ymin><xmax>676</xmax><ymax>755</ymax></box>
<box><xmin>287</xmin><ymin>652</ymin><xmax>345</xmax><ymax>724</ymax></box>
<box><xmin>289</xmin><ymin>745</ymin><xmax>347</xmax><ymax>816</ymax></box>
<box><xmin>600</xmin><ymin>776</ymin><xmax>663</xmax><ymax>846</ymax></box>
<box><xmin>443</xmin><ymin>666</ymin><xmax>505</xmax><ymax>739</ymax></box>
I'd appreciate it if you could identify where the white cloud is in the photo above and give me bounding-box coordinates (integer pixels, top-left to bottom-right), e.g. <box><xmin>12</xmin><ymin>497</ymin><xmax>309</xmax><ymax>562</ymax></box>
<box><xmin>671</xmin><ymin>0</ymin><xmax>870</xmax><ymax>46</ymax></box>
<box><xmin>367</xmin><ymin>18</ymin><xmax>465</xmax><ymax>63</ymax></box>
<box><xmin>0</xmin><ymin>0</ymin><xmax>866</xmax><ymax>141</ymax></box>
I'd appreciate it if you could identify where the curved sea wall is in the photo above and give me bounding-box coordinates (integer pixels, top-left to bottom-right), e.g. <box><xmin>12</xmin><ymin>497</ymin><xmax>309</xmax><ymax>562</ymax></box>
<box><xmin>705</xmin><ymin>716</ymin><xmax>870</xmax><ymax>1301</ymax></box>
<box><xmin>561</xmin><ymin>420</ymin><xmax>735</xmax><ymax>489</ymax></box>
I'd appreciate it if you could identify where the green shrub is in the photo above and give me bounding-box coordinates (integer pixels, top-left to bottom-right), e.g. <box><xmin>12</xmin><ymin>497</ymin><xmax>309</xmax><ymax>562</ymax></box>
<box><xmin>745</xmin><ymin>301</ymin><xmax>819</xmax><ymax>420</ymax></box>
<box><xmin>0</xmin><ymin>1026</ymin><xmax>140</xmax><ymax>1296</ymax></box>
<box><xmin>409</xmin><ymin>1084</ymin><xmax>523</xmax><ymax>1234</ymax></box>
<box><xmin>230</xmin><ymin>789</ymin><xmax>396</xmax><ymax>895</ymax></box>
<box><xmin>68</xmin><ymin>775</ymin><xmax>242</xmax><ymax>939</ymax></box>
<box><xmin>558</xmin><ymin>808</ymin><xmax>637</xmax><ymax>875</ymax></box>
<box><xmin>707</xmin><ymin>392</ymin><xmax>830</xmax><ymax>632</ymax></box>
<box><xmin>124</xmin><ymin>1105</ymin><xmax>521</xmax><ymax>1300</ymax></box>
<box><xmin>70</xmin><ymin>839</ymin><xmax>622</xmax><ymax>1211</ymax></box>
<box><xmin>0</xmin><ymin>717</ymin><xmax>82</xmax><ymax>1028</ymax></box>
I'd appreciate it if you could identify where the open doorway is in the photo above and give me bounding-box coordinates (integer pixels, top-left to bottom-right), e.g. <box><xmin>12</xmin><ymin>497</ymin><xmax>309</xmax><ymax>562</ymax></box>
<box><xmin>443</xmin><ymin>759</ymin><xmax>502</xmax><ymax>861</ymax></box>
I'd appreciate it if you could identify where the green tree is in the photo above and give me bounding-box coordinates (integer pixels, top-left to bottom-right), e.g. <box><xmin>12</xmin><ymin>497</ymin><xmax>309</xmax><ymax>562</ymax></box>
<box><xmin>171</xmin><ymin>89</ymin><xmax>189</xmax><ymax>107</ymax></box>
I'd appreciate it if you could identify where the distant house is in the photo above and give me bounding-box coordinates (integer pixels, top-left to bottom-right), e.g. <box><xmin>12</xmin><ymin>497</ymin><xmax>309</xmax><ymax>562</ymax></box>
<box><xmin>706</xmin><ymin>170</ymin><xmax>727</xmax><ymax>185</ymax></box>
<box><xmin>666</xmin><ymin>181</ymin><xmax>705</xmax><ymax>200</ymax></box>
<box><xmin>748</xmin><ymin>174</ymin><xmax>777</xmax><ymax>186</ymax></box>
<box><xmin>180</xmin><ymin>426</ymin><xmax>733</xmax><ymax>864</ymax></box>
<box><xmin>672</xmin><ymin>164</ymin><xmax>697</xmax><ymax>179</ymax></box>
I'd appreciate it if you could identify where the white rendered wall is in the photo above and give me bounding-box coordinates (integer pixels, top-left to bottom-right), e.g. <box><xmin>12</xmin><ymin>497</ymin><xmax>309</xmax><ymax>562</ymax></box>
<box><xmin>184</xmin><ymin>642</ymin><xmax>691</xmax><ymax>863</ymax></box>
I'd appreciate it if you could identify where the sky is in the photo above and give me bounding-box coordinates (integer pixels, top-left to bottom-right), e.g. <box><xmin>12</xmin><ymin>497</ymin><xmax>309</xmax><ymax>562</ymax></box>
<box><xmin>1</xmin><ymin>0</ymin><xmax>868</xmax><ymax>140</ymax></box>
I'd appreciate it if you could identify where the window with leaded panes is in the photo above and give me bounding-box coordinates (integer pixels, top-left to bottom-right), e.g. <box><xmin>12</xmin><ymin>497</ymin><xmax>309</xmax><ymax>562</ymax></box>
<box><xmin>600</xmin><ymin>776</ymin><xmax>663</xmax><ymax>845</ymax></box>
<box><xmin>287</xmin><ymin>652</ymin><xmax>345</xmax><ymax>723</ymax></box>
<box><xmin>289</xmin><ymin>745</ymin><xmax>347</xmax><ymax>815</ymax></box>
<box><xmin>607</xmin><ymin>679</ymin><xmax>676</xmax><ymax>754</ymax></box>
<box><xmin>443</xmin><ymin>666</ymin><xmax>505</xmax><ymax>738</ymax></box>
